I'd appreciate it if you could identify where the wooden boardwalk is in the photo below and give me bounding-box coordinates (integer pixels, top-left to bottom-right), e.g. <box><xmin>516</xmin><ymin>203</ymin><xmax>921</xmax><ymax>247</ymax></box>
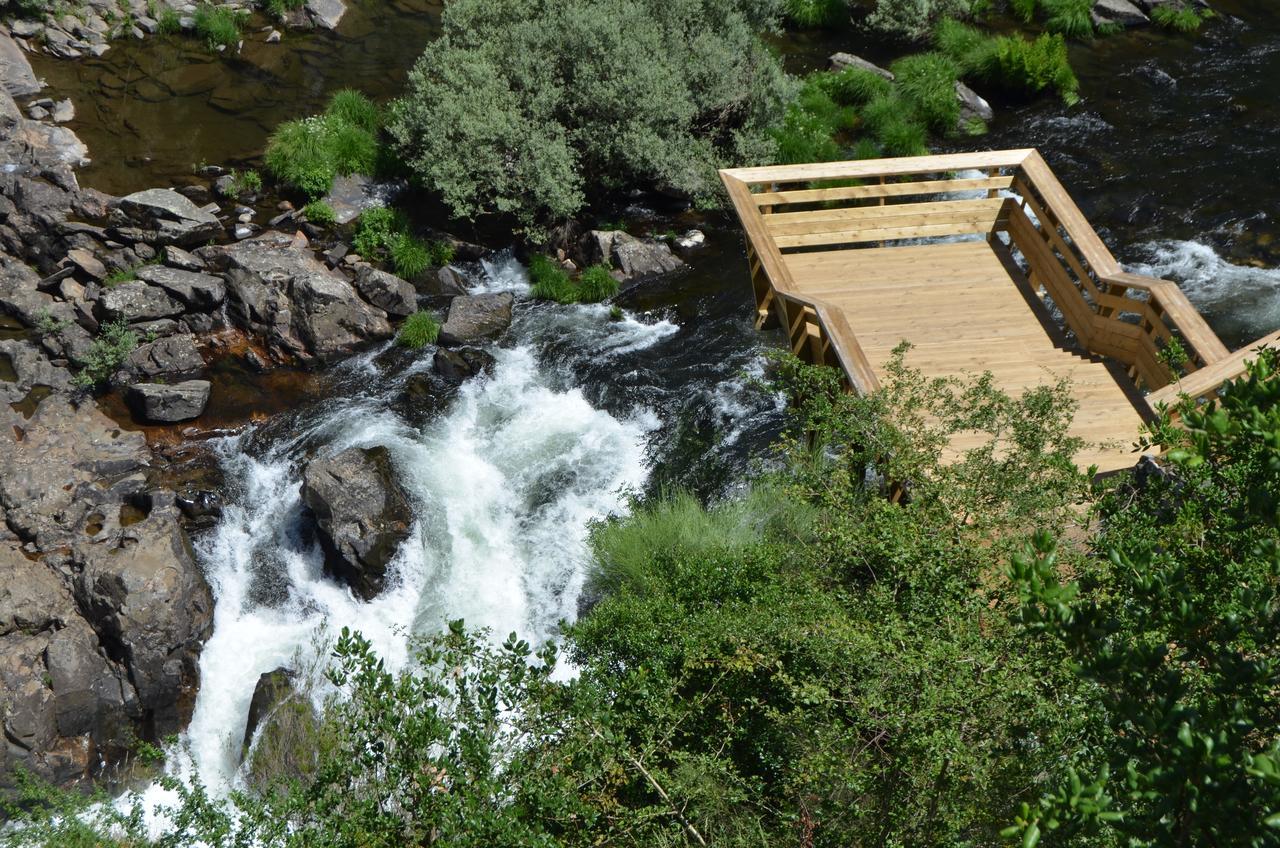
<box><xmin>722</xmin><ymin>149</ymin><xmax>1278</xmax><ymax>474</ymax></box>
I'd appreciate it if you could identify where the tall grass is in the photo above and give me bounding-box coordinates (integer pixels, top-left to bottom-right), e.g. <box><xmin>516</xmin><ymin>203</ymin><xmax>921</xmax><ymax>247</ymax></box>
<box><xmin>193</xmin><ymin>3</ymin><xmax>244</xmax><ymax>50</ymax></box>
<box><xmin>891</xmin><ymin>52</ymin><xmax>962</xmax><ymax>133</ymax></box>
<box><xmin>264</xmin><ymin>90</ymin><xmax>382</xmax><ymax>199</ymax></box>
<box><xmin>396</xmin><ymin>311</ymin><xmax>440</xmax><ymax>349</ymax></box>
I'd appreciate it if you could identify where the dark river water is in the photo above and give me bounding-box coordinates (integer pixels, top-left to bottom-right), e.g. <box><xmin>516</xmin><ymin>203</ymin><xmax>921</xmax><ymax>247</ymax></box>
<box><xmin>27</xmin><ymin>1</ymin><xmax>1280</xmax><ymax>801</ymax></box>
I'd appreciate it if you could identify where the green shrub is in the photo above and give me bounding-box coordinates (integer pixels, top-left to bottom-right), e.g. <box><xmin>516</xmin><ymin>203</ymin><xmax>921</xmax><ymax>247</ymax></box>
<box><xmin>302</xmin><ymin>200</ymin><xmax>336</xmax><ymax>226</ymax></box>
<box><xmin>817</xmin><ymin>66</ymin><xmax>893</xmax><ymax>105</ymax></box>
<box><xmin>72</xmin><ymin>320</ymin><xmax>138</xmax><ymax>388</ymax></box>
<box><xmin>262</xmin><ymin>0</ymin><xmax>304</xmax><ymax>18</ymax></box>
<box><xmin>782</xmin><ymin>0</ymin><xmax>845</xmax><ymax>27</ymax></box>
<box><xmin>877</xmin><ymin>113</ymin><xmax>929</xmax><ymax>156</ymax></box>
<box><xmin>396</xmin><ymin>311</ymin><xmax>440</xmax><ymax>348</ymax></box>
<box><xmin>157</xmin><ymin>6</ymin><xmax>182</xmax><ymax>33</ymax></box>
<box><xmin>1011</xmin><ymin>0</ymin><xmax>1097</xmax><ymax>38</ymax></box>
<box><xmin>264</xmin><ymin>91</ymin><xmax>382</xmax><ymax>199</ymax></box>
<box><xmin>229</xmin><ymin>168</ymin><xmax>263</xmax><ymax>195</ymax></box>
<box><xmin>864</xmin><ymin>0</ymin><xmax>977</xmax><ymax>39</ymax></box>
<box><xmin>193</xmin><ymin>3</ymin><xmax>244</xmax><ymax>51</ymax></box>
<box><xmin>891</xmin><ymin>52</ymin><xmax>963</xmax><ymax>133</ymax></box>
<box><xmin>938</xmin><ymin>19</ymin><xmax>1080</xmax><ymax>106</ymax></box>
<box><xmin>389</xmin><ymin>233</ymin><xmax>431</xmax><ymax>279</ymax></box>
<box><xmin>576</xmin><ymin>264</ymin><xmax>619</xmax><ymax>303</ymax></box>
<box><xmin>389</xmin><ymin>0</ymin><xmax>792</xmax><ymax>239</ymax></box>
<box><xmin>528</xmin><ymin>254</ymin><xmax>577</xmax><ymax>304</ymax></box>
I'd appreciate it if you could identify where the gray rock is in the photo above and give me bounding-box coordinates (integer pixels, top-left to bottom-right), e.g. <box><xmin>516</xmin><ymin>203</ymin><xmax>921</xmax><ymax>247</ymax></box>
<box><xmin>136</xmin><ymin>264</ymin><xmax>226</xmax><ymax>311</ymax></box>
<box><xmin>437</xmin><ymin>292</ymin><xmax>513</xmax><ymax>346</ymax></box>
<box><xmin>163</xmin><ymin>245</ymin><xmax>206</xmax><ymax>272</ymax></box>
<box><xmin>955</xmin><ymin>81</ymin><xmax>993</xmax><ymax>128</ymax></box>
<box><xmin>117</xmin><ymin>188</ymin><xmax>222</xmax><ymax>245</ymax></box>
<box><xmin>126</xmin><ymin>380</ymin><xmax>211</xmax><ymax>422</ymax></box>
<box><xmin>301</xmin><ymin>446</ymin><xmax>412</xmax><ymax>600</ymax></box>
<box><xmin>1093</xmin><ymin>0</ymin><xmax>1150</xmax><ymax>26</ymax></box>
<box><xmin>118</xmin><ymin>332</ymin><xmax>204</xmax><ymax>382</ymax></box>
<box><xmin>305</xmin><ymin>0</ymin><xmax>345</xmax><ymax>29</ymax></box>
<box><xmin>94</xmin><ymin>280</ymin><xmax>184</xmax><ymax>323</ymax></box>
<box><xmin>829</xmin><ymin>52</ymin><xmax>894</xmax><ymax>80</ymax></box>
<box><xmin>9</xmin><ymin>20</ymin><xmax>44</xmax><ymax>39</ymax></box>
<box><xmin>322</xmin><ymin>174</ymin><xmax>380</xmax><ymax>225</ymax></box>
<box><xmin>65</xmin><ymin>247</ymin><xmax>106</xmax><ymax>280</ymax></box>
<box><xmin>354</xmin><ymin>265</ymin><xmax>416</xmax><ymax>317</ymax></box>
<box><xmin>242</xmin><ymin>667</ymin><xmax>294</xmax><ymax>752</ymax></box>
<box><xmin>0</xmin><ymin>33</ymin><xmax>42</xmax><ymax>99</ymax></box>
<box><xmin>51</xmin><ymin>99</ymin><xmax>74</xmax><ymax>123</ymax></box>
<box><xmin>587</xmin><ymin>230</ymin><xmax>686</xmax><ymax>280</ymax></box>
<box><xmin>134</xmin><ymin>14</ymin><xmax>158</xmax><ymax>33</ymax></box>
<box><xmin>432</xmin><ymin>346</ymin><xmax>495</xmax><ymax>384</ymax></box>
<box><xmin>417</xmin><ymin>265</ymin><xmax>467</xmax><ymax>297</ymax></box>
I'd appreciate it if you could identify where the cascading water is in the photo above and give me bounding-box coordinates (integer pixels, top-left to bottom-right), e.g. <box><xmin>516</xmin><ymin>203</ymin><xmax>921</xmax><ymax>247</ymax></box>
<box><xmin>146</xmin><ymin>250</ymin><xmax>774</xmax><ymax>802</ymax></box>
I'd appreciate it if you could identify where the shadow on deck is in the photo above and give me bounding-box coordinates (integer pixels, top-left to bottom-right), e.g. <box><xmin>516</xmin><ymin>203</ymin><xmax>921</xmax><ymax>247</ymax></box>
<box><xmin>721</xmin><ymin>149</ymin><xmax>1280</xmax><ymax>474</ymax></box>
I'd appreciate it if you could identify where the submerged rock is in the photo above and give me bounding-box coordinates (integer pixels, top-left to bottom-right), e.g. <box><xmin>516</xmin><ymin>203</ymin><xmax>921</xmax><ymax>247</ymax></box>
<box><xmin>437</xmin><ymin>292</ymin><xmax>513</xmax><ymax>346</ymax></box>
<box><xmin>432</xmin><ymin>346</ymin><xmax>495</xmax><ymax>384</ymax></box>
<box><xmin>126</xmin><ymin>379</ymin><xmax>211</xmax><ymax>422</ymax></box>
<box><xmin>300</xmin><ymin>446</ymin><xmax>412</xmax><ymax>601</ymax></box>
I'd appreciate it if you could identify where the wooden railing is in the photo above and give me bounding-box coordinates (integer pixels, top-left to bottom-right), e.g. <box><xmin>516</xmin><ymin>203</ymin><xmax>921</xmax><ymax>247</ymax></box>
<box><xmin>720</xmin><ymin>149</ymin><xmax>1274</xmax><ymax>414</ymax></box>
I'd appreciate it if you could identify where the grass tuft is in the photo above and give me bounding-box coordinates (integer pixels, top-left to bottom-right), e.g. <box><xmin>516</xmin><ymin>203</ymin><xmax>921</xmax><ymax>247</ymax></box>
<box><xmin>193</xmin><ymin>3</ymin><xmax>244</xmax><ymax>51</ymax></box>
<box><xmin>264</xmin><ymin>91</ymin><xmax>382</xmax><ymax>199</ymax></box>
<box><xmin>302</xmin><ymin>200</ymin><xmax>336</xmax><ymax>226</ymax></box>
<box><xmin>528</xmin><ymin>255</ymin><xmax>577</xmax><ymax>304</ymax></box>
<box><xmin>577</xmin><ymin>264</ymin><xmax>619</xmax><ymax>303</ymax></box>
<box><xmin>397</xmin><ymin>311</ymin><xmax>441</xmax><ymax>348</ymax></box>
<box><xmin>890</xmin><ymin>52</ymin><xmax>962</xmax><ymax>133</ymax></box>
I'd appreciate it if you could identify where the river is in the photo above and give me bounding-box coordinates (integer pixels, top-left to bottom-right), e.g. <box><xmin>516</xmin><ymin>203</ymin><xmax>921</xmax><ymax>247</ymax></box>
<box><xmin>26</xmin><ymin>0</ymin><xmax>1280</xmax><ymax>801</ymax></box>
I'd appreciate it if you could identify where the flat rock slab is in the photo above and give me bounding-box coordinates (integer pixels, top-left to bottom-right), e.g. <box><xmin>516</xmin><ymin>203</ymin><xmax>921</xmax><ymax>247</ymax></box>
<box><xmin>438</xmin><ymin>292</ymin><xmax>513</xmax><ymax>346</ymax></box>
<box><xmin>306</xmin><ymin>0</ymin><xmax>345</xmax><ymax>29</ymax></box>
<box><xmin>136</xmin><ymin>264</ymin><xmax>226</xmax><ymax>311</ymax></box>
<box><xmin>126</xmin><ymin>379</ymin><xmax>211</xmax><ymax>422</ymax></box>
<box><xmin>1093</xmin><ymin>0</ymin><xmax>1149</xmax><ymax>26</ymax></box>
<box><xmin>95</xmin><ymin>280</ymin><xmax>185</xmax><ymax>323</ymax></box>
<box><xmin>829</xmin><ymin>52</ymin><xmax>893</xmax><ymax>80</ymax></box>
<box><xmin>0</xmin><ymin>33</ymin><xmax>42</xmax><ymax>98</ymax></box>
<box><xmin>118</xmin><ymin>188</ymin><xmax>222</xmax><ymax>245</ymax></box>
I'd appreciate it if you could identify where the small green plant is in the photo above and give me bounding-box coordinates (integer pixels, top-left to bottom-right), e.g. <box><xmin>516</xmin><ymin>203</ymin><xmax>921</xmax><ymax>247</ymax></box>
<box><xmin>34</xmin><ymin>309</ymin><xmax>71</xmax><ymax>336</ymax></box>
<box><xmin>891</xmin><ymin>52</ymin><xmax>963</xmax><ymax>133</ymax></box>
<box><xmin>528</xmin><ymin>255</ymin><xmax>577</xmax><ymax>304</ymax></box>
<box><xmin>104</xmin><ymin>267</ymin><xmax>137</xmax><ymax>287</ymax></box>
<box><xmin>390</xmin><ymin>233</ymin><xmax>431</xmax><ymax>279</ymax></box>
<box><xmin>1157</xmin><ymin>334</ymin><xmax>1190</xmax><ymax>379</ymax></box>
<box><xmin>232</xmin><ymin>168</ymin><xmax>263</xmax><ymax>195</ymax></box>
<box><xmin>577</xmin><ymin>264</ymin><xmax>619</xmax><ymax>303</ymax></box>
<box><xmin>193</xmin><ymin>3</ymin><xmax>244</xmax><ymax>51</ymax></box>
<box><xmin>72</xmin><ymin>320</ymin><xmax>138</xmax><ymax>388</ymax></box>
<box><xmin>608</xmin><ymin>305</ymin><xmax>623</xmax><ymax>321</ymax></box>
<box><xmin>326</xmin><ymin>89</ymin><xmax>381</xmax><ymax>135</ymax></box>
<box><xmin>396</xmin><ymin>311</ymin><xmax>440</xmax><ymax>349</ymax></box>
<box><xmin>1151</xmin><ymin>2</ymin><xmax>1211</xmax><ymax>31</ymax></box>
<box><xmin>302</xmin><ymin>200</ymin><xmax>337</xmax><ymax>227</ymax></box>
<box><xmin>156</xmin><ymin>6</ymin><xmax>182</xmax><ymax>33</ymax></box>
<box><xmin>263</xmin><ymin>0</ymin><xmax>304</xmax><ymax>18</ymax></box>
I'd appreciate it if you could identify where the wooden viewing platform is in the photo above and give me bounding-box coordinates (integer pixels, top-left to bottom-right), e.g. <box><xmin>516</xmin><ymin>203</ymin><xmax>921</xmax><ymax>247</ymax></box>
<box><xmin>721</xmin><ymin>149</ymin><xmax>1280</xmax><ymax>474</ymax></box>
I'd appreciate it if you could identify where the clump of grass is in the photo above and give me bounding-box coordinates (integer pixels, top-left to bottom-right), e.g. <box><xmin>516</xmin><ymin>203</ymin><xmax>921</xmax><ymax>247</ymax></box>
<box><xmin>72</xmin><ymin>320</ymin><xmax>138</xmax><ymax>388</ymax></box>
<box><xmin>890</xmin><ymin>52</ymin><xmax>962</xmax><ymax>133</ymax></box>
<box><xmin>390</xmin><ymin>233</ymin><xmax>430</xmax><ymax>279</ymax></box>
<box><xmin>264</xmin><ymin>90</ymin><xmax>382</xmax><ymax>199</ymax></box>
<box><xmin>193</xmin><ymin>3</ymin><xmax>245</xmax><ymax>51</ymax></box>
<box><xmin>104</xmin><ymin>267</ymin><xmax>137</xmax><ymax>287</ymax></box>
<box><xmin>352</xmin><ymin>207</ymin><xmax>451</xmax><ymax>277</ymax></box>
<box><xmin>1010</xmin><ymin>0</ymin><xmax>1098</xmax><ymax>39</ymax></box>
<box><xmin>232</xmin><ymin>168</ymin><xmax>263</xmax><ymax>195</ymax></box>
<box><xmin>528</xmin><ymin>255</ymin><xmax>577</xmax><ymax>304</ymax></box>
<box><xmin>816</xmin><ymin>67</ymin><xmax>893</xmax><ymax>105</ymax></box>
<box><xmin>302</xmin><ymin>199</ymin><xmax>336</xmax><ymax>226</ymax></box>
<box><xmin>937</xmin><ymin>19</ymin><xmax>1080</xmax><ymax>106</ymax></box>
<box><xmin>782</xmin><ymin>0</ymin><xmax>844</xmax><ymax>27</ymax></box>
<box><xmin>1152</xmin><ymin>3</ymin><xmax>1211</xmax><ymax>32</ymax></box>
<box><xmin>577</xmin><ymin>264</ymin><xmax>619</xmax><ymax>303</ymax></box>
<box><xmin>156</xmin><ymin>7</ymin><xmax>182</xmax><ymax>34</ymax></box>
<box><xmin>262</xmin><ymin>0</ymin><xmax>303</xmax><ymax>18</ymax></box>
<box><xmin>352</xmin><ymin>206</ymin><xmax>400</xmax><ymax>258</ymax></box>
<box><xmin>396</xmin><ymin>311</ymin><xmax>440</xmax><ymax>349</ymax></box>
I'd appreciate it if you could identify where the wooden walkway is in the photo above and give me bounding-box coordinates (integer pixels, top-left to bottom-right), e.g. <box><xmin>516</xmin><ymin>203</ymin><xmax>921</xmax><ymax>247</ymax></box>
<box><xmin>721</xmin><ymin>149</ymin><xmax>1278</xmax><ymax>474</ymax></box>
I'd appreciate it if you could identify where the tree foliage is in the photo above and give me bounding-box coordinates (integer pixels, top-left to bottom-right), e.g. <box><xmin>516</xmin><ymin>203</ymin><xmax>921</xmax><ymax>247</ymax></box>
<box><xmin>388</xmin><ymin>0</ymin><xmax>793</xmax><ymax>240</ymax></box>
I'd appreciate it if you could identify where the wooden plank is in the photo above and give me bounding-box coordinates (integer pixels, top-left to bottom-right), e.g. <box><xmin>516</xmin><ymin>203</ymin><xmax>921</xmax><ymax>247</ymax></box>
<box><xmin>1102</xmin><ymin>272</ymin><xmax>1230</xmax><ymax>365</ymax></box>
<box><xmin>751</xmin><ymin>176</ymin><xmax>1015</xmax><ymax>207</ymax></box>
<box><xmin>774</xmin><ymin>220</ymin><xmax>996</xmax><ymax>249</ymax></box>
<box><xmin>1006</xmin><ymin>208</ymin><xmax>1096</xmax><ymax>342</ymax></box>
<box><xmin>763</xmin><ymin>197</ymin><xmax>1006</xmax><ymax>229</ymax></box>
<box><xmin>721</xmin><ymin>149</ymin><xmax>1035</xmax><ymax>186</ymax></box>
<box><xmin>720</xmin><ymin>172</ymin><xmax>796</xmax><ymax>294</ymax></box>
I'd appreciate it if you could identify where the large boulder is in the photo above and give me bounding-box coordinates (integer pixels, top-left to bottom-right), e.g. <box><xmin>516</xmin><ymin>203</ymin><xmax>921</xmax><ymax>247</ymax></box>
<box><xmin>437</xmin><ymin>292</ymin><xmax>513</xmax><ymax>346</ymax></box>
<box><xmin>300</xmin><ymin>446</ymin><xmax>412</xmax><ymax>600</ymax></box>
<box><xmin>955</xmin><ymin>81</ymin><xmax>994</xmax><ymax>128</ymax></box>
<box><xmin>828</xmin><ymin>52</ymin><xmax>893</xmax><ymax>80</ymax></box>
<box><xmin>433</xmin><ymin>347</ymin><xmax>495</xmax><ymax>384</ymax></box>
<box><xmin>115</xmin><ymin>188</ymin><xmax>222</xmax><ymax>246</ymax></box>
<box><xmin>126</xmin><ymin>380</ymin><xmax>211</xmax><ymax>423</ymax></box>
<box><xmin>116</xmin><ymin>333</ymin><xmax>205</xmax><ymax>383</ymax></box>
<box><xmin>203</xmin><ymin>233</ymin><xmax>392</xmax><ymax>363</ymax></box>
<box><xmin>0</xmin><ymin>33</ymin><xmax>42</xmax><ymax>98</ymax></box>
<box><xmin>1093</xmin><ymin>0</ymin><xmax>1150</xmax><ymax>26</ymax></box>
<box><xmin>94</xmin><ymin>280</ymin><xmax>185</xmax><ymax>323</ymax></box>
<box><xmin>585</xmin><ymin>230</ymin><xmax>686</xmax><ymax>280</ymax></box>
<box><xmin>353</xmin><ymin>265</ymin><xmax>416</xmax><ymax>317</ymax></box>
<box><xmin>306</xmin><ymin>0</ymin><xmax>345</xmax><ymax>28</ymax></box>
<box><xmin>136</xmin><ymin>265</ymin><xmax>226</xmax><ymax>312</ymax></box>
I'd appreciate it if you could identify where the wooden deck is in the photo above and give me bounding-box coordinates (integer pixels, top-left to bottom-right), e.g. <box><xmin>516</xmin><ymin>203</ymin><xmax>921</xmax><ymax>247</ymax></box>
<box><xmin>721</xmin><ymin>150</ymin><xmax>1276</xmax><ymax>475</ymax></box>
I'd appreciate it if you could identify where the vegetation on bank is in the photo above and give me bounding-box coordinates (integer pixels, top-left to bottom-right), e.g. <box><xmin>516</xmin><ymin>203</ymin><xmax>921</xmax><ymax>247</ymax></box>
<box><xmin>14</xmin><ymin>347</ymin><xmax>1280</xmax><ymax>845</ymax></box>
<box><xmin>70</xmin><ymin>320</ymin><xmax>138</xmax><ymax>388</ymax></box>
<box><xmin>352</xmin><ymin>207</ymin><xmax>453</xmax><ymax>278</ymax></box>
<box><xmin>528</xmin><ymin>255</ymin><xmax>619</xmax><ymax>304</ymax></box>
<box><xmin>264</xmin><ymin>89</ymin><xmax>382</xmax><ymax>199</ymax></box>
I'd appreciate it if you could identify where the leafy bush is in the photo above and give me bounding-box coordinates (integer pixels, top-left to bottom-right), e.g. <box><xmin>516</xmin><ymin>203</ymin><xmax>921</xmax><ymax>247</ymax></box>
<box><xmin>389</xmin><ymin>233</ymin><xmax>431</xmax><ymax>279</ymax></box>
<box><xmin>72</xmin><ymin>320</ymin><xmax>138</xmax><ymax>388</ymax></box>
<box><xmin>864</xmin><ymin>0</ymin><xmax>977</xmax><ymax>39</ymax></box>
<box><xmin>193</xmin><ymin>3</ymin><xmax>244</xmax><ymax>51</ymax></box>
<box><xmin>389</xmin><ymin>0</ymin><xmax>792</xmax><ymax>239</ymax></box>
<box><xmin>230</xmin><ymin>168</ymin><xmax>263</xmax><ymax>195</ymax></box>
<box><xmin>396</xmin><ymin>311</ymin><xmax>440</xmax><ymax>348</ymax></box>
<box><xmin>301</xmin><ymin>199</ymin><xmax>336</xmax><ymax>226</ymax></box>
<box><xmin>938</xmin><ymin>19</ymin><xmax>1080</xmax><ymax>106</ymax></box>
<box><xmin>352</xmin><ymin>206</ymin><xmax>400</xmax><ymax>258</ymax></box>
<box><xmin>156</xmin><ymin>7</ymin><xmax>181</xmax><ymax>33</ymax></box>
<box><xmin>891</xmin><ymin>52</ymin><xmax>962</xmax><ymax>132</ymax></box>
<box><xmin>264</xmin><ymin>90</ymin><xmax>382</xmax><ymax>199</ymax></box>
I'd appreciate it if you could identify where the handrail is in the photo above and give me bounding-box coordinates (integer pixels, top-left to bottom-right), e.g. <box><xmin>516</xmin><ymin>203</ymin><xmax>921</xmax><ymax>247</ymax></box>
<box><xmin>1145</xmin><ymin>329</ymin><xmax>1280</xmax><ymax>409</ymax></box>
